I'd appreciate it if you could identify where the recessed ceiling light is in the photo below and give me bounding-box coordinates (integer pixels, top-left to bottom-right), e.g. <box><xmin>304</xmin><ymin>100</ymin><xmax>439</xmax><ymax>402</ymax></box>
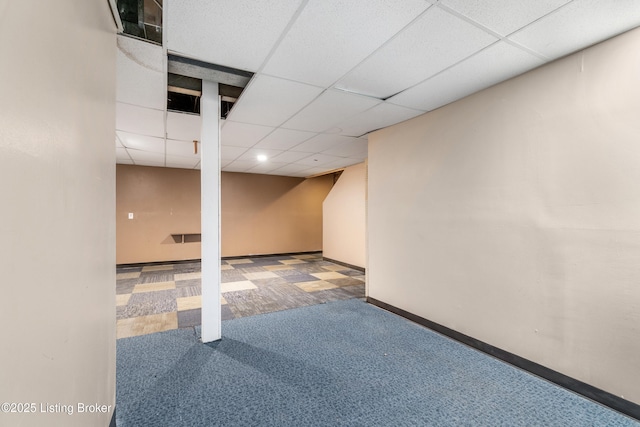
<box><xmin>257</xmin><ymin>154</ymin><xmax>268</xmax><ymax>162</ymax></box>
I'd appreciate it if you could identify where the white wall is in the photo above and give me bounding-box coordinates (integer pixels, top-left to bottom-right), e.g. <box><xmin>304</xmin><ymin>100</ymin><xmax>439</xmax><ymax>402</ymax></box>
<box><xmin>368</xmin><ymin>28</ymin><xmax>640</xmax><ymax>404</ymax></box>
<box><xmin>323</xmin><ymin>163</ymin><xmax>367</xmax><ymax>269</ymax></box>
<box><xmin>0</xmin><ymin>2</ymin><xmax>117</xmax><ymax>426</ymax></box>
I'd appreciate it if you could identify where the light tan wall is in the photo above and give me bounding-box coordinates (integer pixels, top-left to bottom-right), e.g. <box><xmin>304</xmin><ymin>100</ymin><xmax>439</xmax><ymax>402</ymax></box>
<box><xmin>222</xmin><ymin>172</ymin><xmax>334</xmax><ymax>257</ymax></box>
<box><xmin>368</xmin><ymin>28</ymin><xmax>640</xmax><ymax>404</ymax></box>
<box><xmin>116</xmin><ymin>165</ymin><xmax>201</xmax><ymax>264</ymax></box>
<box><xmin>323</xmin><ymin>163</ymin><xmax>367</xmax><ymax>268</ymax></box>
<box><xmin>116</xmin><ymin>168</ymin><xmax>333</xmax><ymax>262</ymax></box>
<box><xmin>0</xmin><ymin>2</ymin><xmax>117</xmax><ymax>426</ymax></box>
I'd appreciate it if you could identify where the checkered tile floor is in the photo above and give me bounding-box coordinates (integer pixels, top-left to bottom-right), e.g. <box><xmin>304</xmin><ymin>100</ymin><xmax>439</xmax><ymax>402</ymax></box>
<box><xmin>116</xmin><ymin>253</ymin><xmax>365</xmax><ymax>339</ymax></box>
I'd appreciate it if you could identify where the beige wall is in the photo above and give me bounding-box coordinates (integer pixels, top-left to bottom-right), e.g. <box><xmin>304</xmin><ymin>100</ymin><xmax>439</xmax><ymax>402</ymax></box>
<box><xmin>323</xmin><ymin>163</ymin><xmax>367</xmax><ymax>268</ymax></box>
<box><xmin>222</xmin><ymin>172</ymin><xmax>334</xmax><ymax>257</ymax></box>
<box><xmin>368</xmin><ymin>28</ymin><xmax>640</xmax><ymax>404</ymax></box>
<box><xmin>0</xmin><ymin>2</ymin><xmax>117</xmax><ymax>426</ymax></box>
<box><xmin>116</xmin><ymin>167</ymin><xmax>333</xmax><ymax>262</ymax></box>
<box><xmin>116</xmin><ymin>165</ymin><xmax>201</xmax><ymax>264</ymax></box>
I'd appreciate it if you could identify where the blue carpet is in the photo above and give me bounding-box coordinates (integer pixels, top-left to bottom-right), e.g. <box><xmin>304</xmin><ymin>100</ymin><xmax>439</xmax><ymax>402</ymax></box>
<box><xmin>116</xmin><ymin>299</ymin><xmax>639</xmax><ymax>426</ymax></box>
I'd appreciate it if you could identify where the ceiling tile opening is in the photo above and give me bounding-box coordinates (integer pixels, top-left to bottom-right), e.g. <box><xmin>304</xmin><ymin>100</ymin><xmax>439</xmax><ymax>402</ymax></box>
<box><xmin>167</xmin><ymin>55</ymin><xmax>252</xmax><ymax>119</ymax></box>
<box><xmin>166</xmin><ymin>74</ymin><xmax>245</xmax><ymax>119</ymax></box>
<box><xmin>117</xmin><ymin>0</ymin><xmax>163</xmax><ymax>45</ymax></box>
<box><xmin>168</xmin><ymin>73</ymin><xmax>201</xmax><ymax>115</ymax></box>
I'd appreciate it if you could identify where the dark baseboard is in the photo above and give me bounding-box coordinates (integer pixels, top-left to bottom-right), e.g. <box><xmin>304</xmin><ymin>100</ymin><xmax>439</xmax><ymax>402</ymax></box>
<box><xmin>109</xmin><ymin>407</ymin><xmax>116</xmax><ymax>427</ymax></box>
<box><xmin>117</xmin><ymin>259</ymin><xmax>201</xmax><ymax>268</ymax></box>
<box><xmin>322</xmin><ymin>257</ymin><xmax>365</xmax><ymax>273</ymax></box>
<box><xmin>221</xmin><ymin>250</ymin><xmax>321</xmax><ymax>260</ymax></box>
<box><xmin>117</xmin><ymin>251</ymin><xmax>325</xmax><ymax>268</ymax></box>
<box><xmin>366</xmin><ymin>297</ymin><xmax>640</xmax><ymax>422</ymax></box>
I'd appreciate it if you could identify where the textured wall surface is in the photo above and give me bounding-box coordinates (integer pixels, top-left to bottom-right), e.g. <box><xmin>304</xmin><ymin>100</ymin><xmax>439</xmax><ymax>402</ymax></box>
<box><xmin>116</xmin><ymin>167</ymin><xmax>334</xmax><ymax>262</ymax></box>
<box><xmin>0</xmin><ymin>1</ymin><xmax>117</xmax><ymax>425</ymax></box>
<box><xmin>323</xmin><ymin>163</ymin><xmax>366</xmax><ymax>268</ymax></box>
<box><xmin>368</xmin><ymin>28</ymin><xmax>640</xmax><ymax>404</ymax></box>
<box><xmin>222</xmin><ymin>172</ymin><xmax>334</xmax><ymax>257</ymax></box>
<box><xmin>116</xmin><ymin>165</ymin><xmax>202</xmax><ymax>264</ymax></box>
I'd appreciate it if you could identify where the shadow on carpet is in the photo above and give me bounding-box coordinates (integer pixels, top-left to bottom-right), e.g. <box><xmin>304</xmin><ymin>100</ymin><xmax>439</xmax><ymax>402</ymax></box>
<box><xmin>116</xmin><ymin>299</ymin><xmax>639</xmax><ymax>426</ymax></box>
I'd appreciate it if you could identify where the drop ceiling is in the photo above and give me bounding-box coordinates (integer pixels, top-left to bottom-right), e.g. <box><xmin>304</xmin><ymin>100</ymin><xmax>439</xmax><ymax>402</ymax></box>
<box><xmin>116</xmin><ymin>0</ymin><xmax>640</xmax><ymax>178</ymax></box>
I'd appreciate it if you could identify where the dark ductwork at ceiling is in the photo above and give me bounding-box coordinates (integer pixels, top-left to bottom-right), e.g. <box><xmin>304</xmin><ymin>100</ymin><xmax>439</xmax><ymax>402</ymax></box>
<box><xmin>167</xmin><ymin>54</ymin><xmax>253</xmax><ymax>119</ymax></box>
<box><xmin>167</xmin><ymin>73</ymin><xmax>201</xmax><ymax>114</ymax></box>
<box><xmin>116</xmin><ymin>0</ymin><xmax>163</xmax><ymax>44</ymax></box>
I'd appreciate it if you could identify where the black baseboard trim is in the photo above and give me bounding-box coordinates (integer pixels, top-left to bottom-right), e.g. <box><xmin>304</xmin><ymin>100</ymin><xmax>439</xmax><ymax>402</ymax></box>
<box><xmin>366</xmin><ymin>297</ymin><xmax>640</xmax><ymax>422</ymax></box>
<box><xmin>109</xmin><ymin>407</ymin><xmax>116</xmax><ymax>427</ymax></box>
<box><xmin>322</xmin><ymin>257</ymin><xmax>365</xmax><ymax>273</ymax></box>
<box><xmin>221</xmin><ymin>251</ymin><xmax>321</xmax><ymax>260</ymax></box>
<box><xmin>117</xmin><ymin>251</ymin><xmax>325</xmax><ymax>268</ymax></box>
<box><xmin>117</xmin><ymin>258</ymin><xmax>201</xmax><ymax>268</ymax></box>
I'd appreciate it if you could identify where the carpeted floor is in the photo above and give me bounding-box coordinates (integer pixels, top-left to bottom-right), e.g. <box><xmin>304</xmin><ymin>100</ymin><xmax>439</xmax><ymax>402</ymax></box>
<box><xmin>116</xmin><ymin>299</ymin><xmax>639</xmax><ymax>426</ymax></box>
<box><xmin>116</xmin><ymin>253</ymin><xmax>365</xmax><ymax>338</ymax></box>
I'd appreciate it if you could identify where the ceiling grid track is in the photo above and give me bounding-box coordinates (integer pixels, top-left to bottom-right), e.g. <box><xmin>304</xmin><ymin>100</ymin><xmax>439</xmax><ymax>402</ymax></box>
<box><xmin>114</xmin><ymin>0</ymin><xmax>640</xmax><ymax>176</ymax></box>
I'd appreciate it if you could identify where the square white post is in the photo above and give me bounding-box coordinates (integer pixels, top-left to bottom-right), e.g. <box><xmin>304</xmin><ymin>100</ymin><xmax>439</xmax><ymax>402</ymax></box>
<box><xmin>200</xmin><ymin>80</ymin><xmax>221</xmax><ymax>342</ymax></box>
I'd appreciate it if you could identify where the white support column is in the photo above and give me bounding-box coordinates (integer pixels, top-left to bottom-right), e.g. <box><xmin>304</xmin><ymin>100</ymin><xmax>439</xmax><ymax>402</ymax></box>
<box><xmin>200</xmin><ymin>80</ymin><xmax>221</xmax><ymax>342</ymax></box>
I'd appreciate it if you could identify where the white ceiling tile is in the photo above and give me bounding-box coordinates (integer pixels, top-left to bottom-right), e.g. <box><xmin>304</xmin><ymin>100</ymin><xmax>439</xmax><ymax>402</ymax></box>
<box><xmin>300</xmin><ymin>172</ymin><xmax>320</xmax><ymax>177</ymax></box>
<box><xmin>166</xmin><ymin>0</ymin><xmax>303</xmax><ymax>72</ymax></box>
<box><xmin>116</xmin><ymin>0</ymin><xmax>638</xmax><ymax>179</ymax></box>
<box><xmin>116</xmin><ymin>147</ymin><xmax>131</xmax><ymax>160</ymax></box>
<box><xmin>389</xmin><ymin>41</ymin><xmax>545</xmax><ymax>111</ymax></box>
<box><xmin>263</xmin><ymin>171</ymin><xmax>300</xmax><ymax>177</ymax></box>
<box><xmin>166</xmin><ymin>139</ymin><xmax>201</xmax><ymax>158</ymax></box>
<box><xmin>227</xmin><ymin>75</ymin><xmax>324</xmax><ymax>126</ymax></box>
<box><xmin>116</xmin><ymin>103</ymin><xmax>165</xmax><ymax>137</ymax></box>
<box><xmin>327</xmin><ymin>158</ymin><xmax>364</xmax><ymax>169</ymax></box>
<box><xmin>279</xmin><ymin>170</ymin><xmax>310</xmax><ymax>178</ymax></box>
<box><xmin>117</xmin><ymin>158</ymin><xmax>135</xmax><ymax>165</ymax></box>
<box><xmin>223</xmin><ymin>160</ymin><xmax>260</xmax><ymax>172</ymax></box>
<box><xmin>509</xmin><ymin>0</ymin><xmax>640</xmax><ymax>60</ymax></box>
<box><xmin>221</xmin><ymin>167</ymin><xmax>246</xmax><ymax>174</ymax></box>
<box><xmin>220</xmin><ymin>122</ymin><xmax>274</xmax><ymax>148</ymax></box>
<box><xmin>228</xmin><ymin>160</ymin><xmax>261</xmax><ymax>169</ymax></box>
<box><xmin>236</xmin><ymin>148</ymin><xmax>284</xmax><ymax>162</ymax></box>
<box><xmin>117</xmin><ymin>131</ymin><xmax>165</xmax><ymax>153</ymax></box>
<box><xmin>166</xmin><ymin>111</ymin><xmax>201</xmax><ymax>141</ymax></box>
<box><xmin>336</xmin><ymin>103</ymin><xmax>424</xmax><ymax>137</ymax></box>
<box><xmin>345</xmin><ymin>158</ymin><xmax>368</xmax><ymax>167</ymax></box>
<box><xmin>247</xmin><ymin>162</ymin><xmax>289</xmax><ymax>174</ymax></box>
<box><xmin>127</xmin><ymin>149</ymin><xmax>165</xmax><ymax>164</ymax></box>
<box><xmin>116</xmin><ymin>35</ymin><xmax>166</xmax><ymax>110</ymax></box>
<box><xmin>165</xmin><ymin>156</ymin><xmax>201</xmax><ymax>169</ymax></box>
<box><xmin>296</xmin><ymin>153</ymin><xmax>344</xmax><ymax>166</ymax></box>
<box><xmin>322</xmin><ymin>138</ymin><xmax>368</xmax><ymax>158</ymax></box>
<box><xmin>347</xmin><ymin>156</ymin><xmax>368</xmax><ymax>165</ymax></box>
<box><xmin>254</xmin><ymin>128</ymin><xmax>317</xmax><ymax>150</ymax></box>
<box><xmin>283</xmin><ymin>90</ymin><xmax>380</xmax><ymax>133</ymax></box>
<box><xmin>270</xmin><ymin>163</ymin><xmax>314</xmax><ymax>174</ymax></box>
<box><xmin>336</xmin><ymin>7</ymin><xmax>498</xmax><ymax>99</ymax></box>
<box><xmin>270</xmin><ymin>151</ymin><xmax>314</xmax><ymax>164</ymax></box>
<box><xmin>221</xmin><ymin>145</ymin><xmax>248</xmax><ymax>161</ymax></box>
<box><xmin>291</xmin><ymin>133</ymin><xmax>355</xmax><ymax>154</ymax></box>
<box><xmin>262</xmin><ymin>0</ymin><xmax>431</xmax><ymax>86</ymax></box>
<box><xmin>301</xmin><ymin>166</ymin><xmax>335</xmax><ymax>176</ymax></box>
<box><xmin>440</xmin><ymin>0</ymin><xmax>571</xmax><ymax>36</ymax></box>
